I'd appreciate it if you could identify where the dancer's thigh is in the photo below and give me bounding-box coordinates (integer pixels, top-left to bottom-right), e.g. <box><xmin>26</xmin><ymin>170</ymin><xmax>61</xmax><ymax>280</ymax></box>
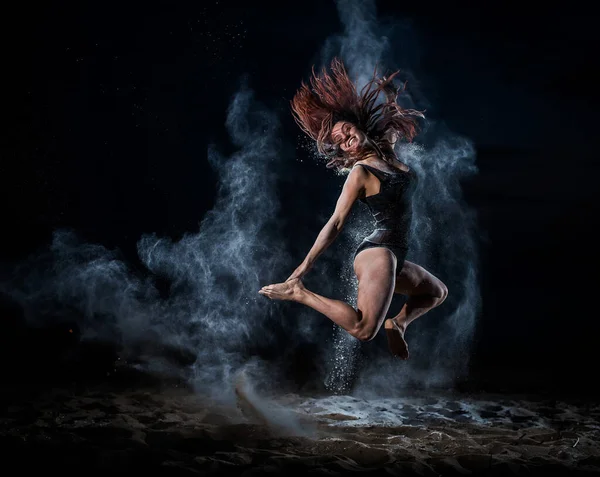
<box><xmin>394</xmin><ymin>260</ymin><xmax>445</xmax><ymax>296</ymax></box>
<box><xmin>353</xmin><ymin>247</ymin><xmax>397</xmax><ymax>334</ymax></box>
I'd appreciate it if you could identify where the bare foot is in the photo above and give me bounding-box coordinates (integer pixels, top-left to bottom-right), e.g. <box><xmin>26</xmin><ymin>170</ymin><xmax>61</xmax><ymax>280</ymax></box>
<box><xmin>384</xmin><ymin>319</ymin><xmax>409</xmax><ymax>359</ymax></box>
<box><xmin>258</xmin><ymin>278</ymin><xmax>305</xmax><ymax>301</ymax></box>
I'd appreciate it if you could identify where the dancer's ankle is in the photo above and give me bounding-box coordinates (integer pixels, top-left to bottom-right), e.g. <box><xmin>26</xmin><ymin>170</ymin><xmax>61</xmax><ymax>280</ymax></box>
<box><xmin>393</xmin><ymin>317</ymin><xmax>407</xmax><ymax>333</ymax></box>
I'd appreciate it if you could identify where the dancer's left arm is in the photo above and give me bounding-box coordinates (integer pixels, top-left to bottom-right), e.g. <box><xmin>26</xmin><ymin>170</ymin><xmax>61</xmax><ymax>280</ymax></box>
<box><xmin>286</xmin><ymin>165</ymin><xmax>368</xmax><ymax>281</ymax></box>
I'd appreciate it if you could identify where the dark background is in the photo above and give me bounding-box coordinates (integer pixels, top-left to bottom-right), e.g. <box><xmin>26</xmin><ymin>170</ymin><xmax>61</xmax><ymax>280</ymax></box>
<box><xmin>1</xmin><ymin>2</ymin><xmax>598</xmax><ymax>395</ymax></box>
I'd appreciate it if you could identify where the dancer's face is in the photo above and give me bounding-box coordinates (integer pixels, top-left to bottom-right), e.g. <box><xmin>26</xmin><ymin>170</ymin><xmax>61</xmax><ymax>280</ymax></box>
<box><xmin>331</xmin><ymin>121</ymin><xmax>367</xmax><ymax>155</ymax></box>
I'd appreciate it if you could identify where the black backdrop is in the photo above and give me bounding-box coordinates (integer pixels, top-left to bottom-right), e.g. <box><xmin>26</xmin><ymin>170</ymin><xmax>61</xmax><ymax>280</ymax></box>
<box><xmin>1</xmin><ymin>2</ymin><xmax>598</xmax><ymax>395</ymax></box>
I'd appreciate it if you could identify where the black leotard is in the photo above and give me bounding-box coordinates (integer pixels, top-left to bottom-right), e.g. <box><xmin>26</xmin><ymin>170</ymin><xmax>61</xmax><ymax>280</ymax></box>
<box><xmin>353</xmin><ymin>163</ymin><xmax>418</xmax><ymax>264</ymax></box>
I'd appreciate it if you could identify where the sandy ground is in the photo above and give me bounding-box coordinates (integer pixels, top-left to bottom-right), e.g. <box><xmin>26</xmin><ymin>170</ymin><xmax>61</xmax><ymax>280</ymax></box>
<box><xmin>2</xmin><ymin>377</ymin><xmax>599</xmax><ymax>476</ymax></box>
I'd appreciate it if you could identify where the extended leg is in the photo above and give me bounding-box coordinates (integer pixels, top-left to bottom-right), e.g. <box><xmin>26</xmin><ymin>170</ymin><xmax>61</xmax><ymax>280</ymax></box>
<box><xmin>259</xmin><ymin>248</ymin><xmax>397</xmax><ymax>341</ymax></box>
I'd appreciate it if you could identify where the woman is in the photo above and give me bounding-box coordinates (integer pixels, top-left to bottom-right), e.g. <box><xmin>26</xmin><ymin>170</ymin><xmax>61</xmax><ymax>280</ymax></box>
<box><xmin>259</xmin><ymin>58</ymin><xmax>448</xmax><ymax>359</ymax></box>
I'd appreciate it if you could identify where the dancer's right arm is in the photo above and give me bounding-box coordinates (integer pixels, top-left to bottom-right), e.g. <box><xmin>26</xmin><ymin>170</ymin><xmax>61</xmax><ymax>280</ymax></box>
<box><xmin>286</xmin><ymin>165</ymin><xmax>368</xmax><ymax>281</ymax></box>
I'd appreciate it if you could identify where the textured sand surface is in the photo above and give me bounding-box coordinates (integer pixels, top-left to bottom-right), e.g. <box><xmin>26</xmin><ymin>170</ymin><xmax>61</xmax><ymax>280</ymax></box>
<box><xmin>2</xmin><ymin>382</ymin><xmax>599</xmax><ymax>476</ymax></box>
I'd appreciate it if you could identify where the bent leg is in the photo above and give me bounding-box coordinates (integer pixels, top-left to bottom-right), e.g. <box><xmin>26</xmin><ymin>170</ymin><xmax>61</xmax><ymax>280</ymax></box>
<box><xmin>384</xmin><ymin>261</ymin><xmax>448</xmax><ymax>358</ymax></box>
<box><xmin>394</xmin><ymin>260</ymin><xmax>448</xmax><ymax>328</ymax></box>
<box><xmin>352</xmin><ymin>247</ymin><xmax>397</xmax><ymax>341</ymax></box>
<box><xmin>259</xmin><ymin>248</ymin><xmax>396</xmax><ymax>341</ymax></box>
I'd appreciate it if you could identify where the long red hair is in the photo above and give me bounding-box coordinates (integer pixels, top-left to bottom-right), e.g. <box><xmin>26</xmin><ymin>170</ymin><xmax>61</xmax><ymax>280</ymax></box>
<box><xmin>291</xmin><ymin>58</ymin><xmax>425</xmax><ymax>170</ymax></box>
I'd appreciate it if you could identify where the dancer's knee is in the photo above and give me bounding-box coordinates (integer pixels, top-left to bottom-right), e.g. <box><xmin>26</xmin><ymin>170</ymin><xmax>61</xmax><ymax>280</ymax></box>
<box><xmin>353</xmin><ymin>321</ymin><xmax>378</xmax><ymax>342</ymax></box>
<box><xmin>433</xmin><ymin>282</ymin><xmax>448</xmax><ymax>306</ymax></box>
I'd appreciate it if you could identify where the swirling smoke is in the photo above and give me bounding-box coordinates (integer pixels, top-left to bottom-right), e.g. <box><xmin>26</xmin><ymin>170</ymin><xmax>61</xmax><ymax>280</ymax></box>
<box><xmin>4</xmin><ymin>86</ymin><xmax>297</xmax><ymax>400</ymax></box>
<box><xmin>318</xmin><ymin>0</ymin><xmax>480</xmax><ymax>394</ymax></box>
<box><xmin>2</xmin><ymin>0</ymin><xmax>479</xmax><ymax>400</ymax></box>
